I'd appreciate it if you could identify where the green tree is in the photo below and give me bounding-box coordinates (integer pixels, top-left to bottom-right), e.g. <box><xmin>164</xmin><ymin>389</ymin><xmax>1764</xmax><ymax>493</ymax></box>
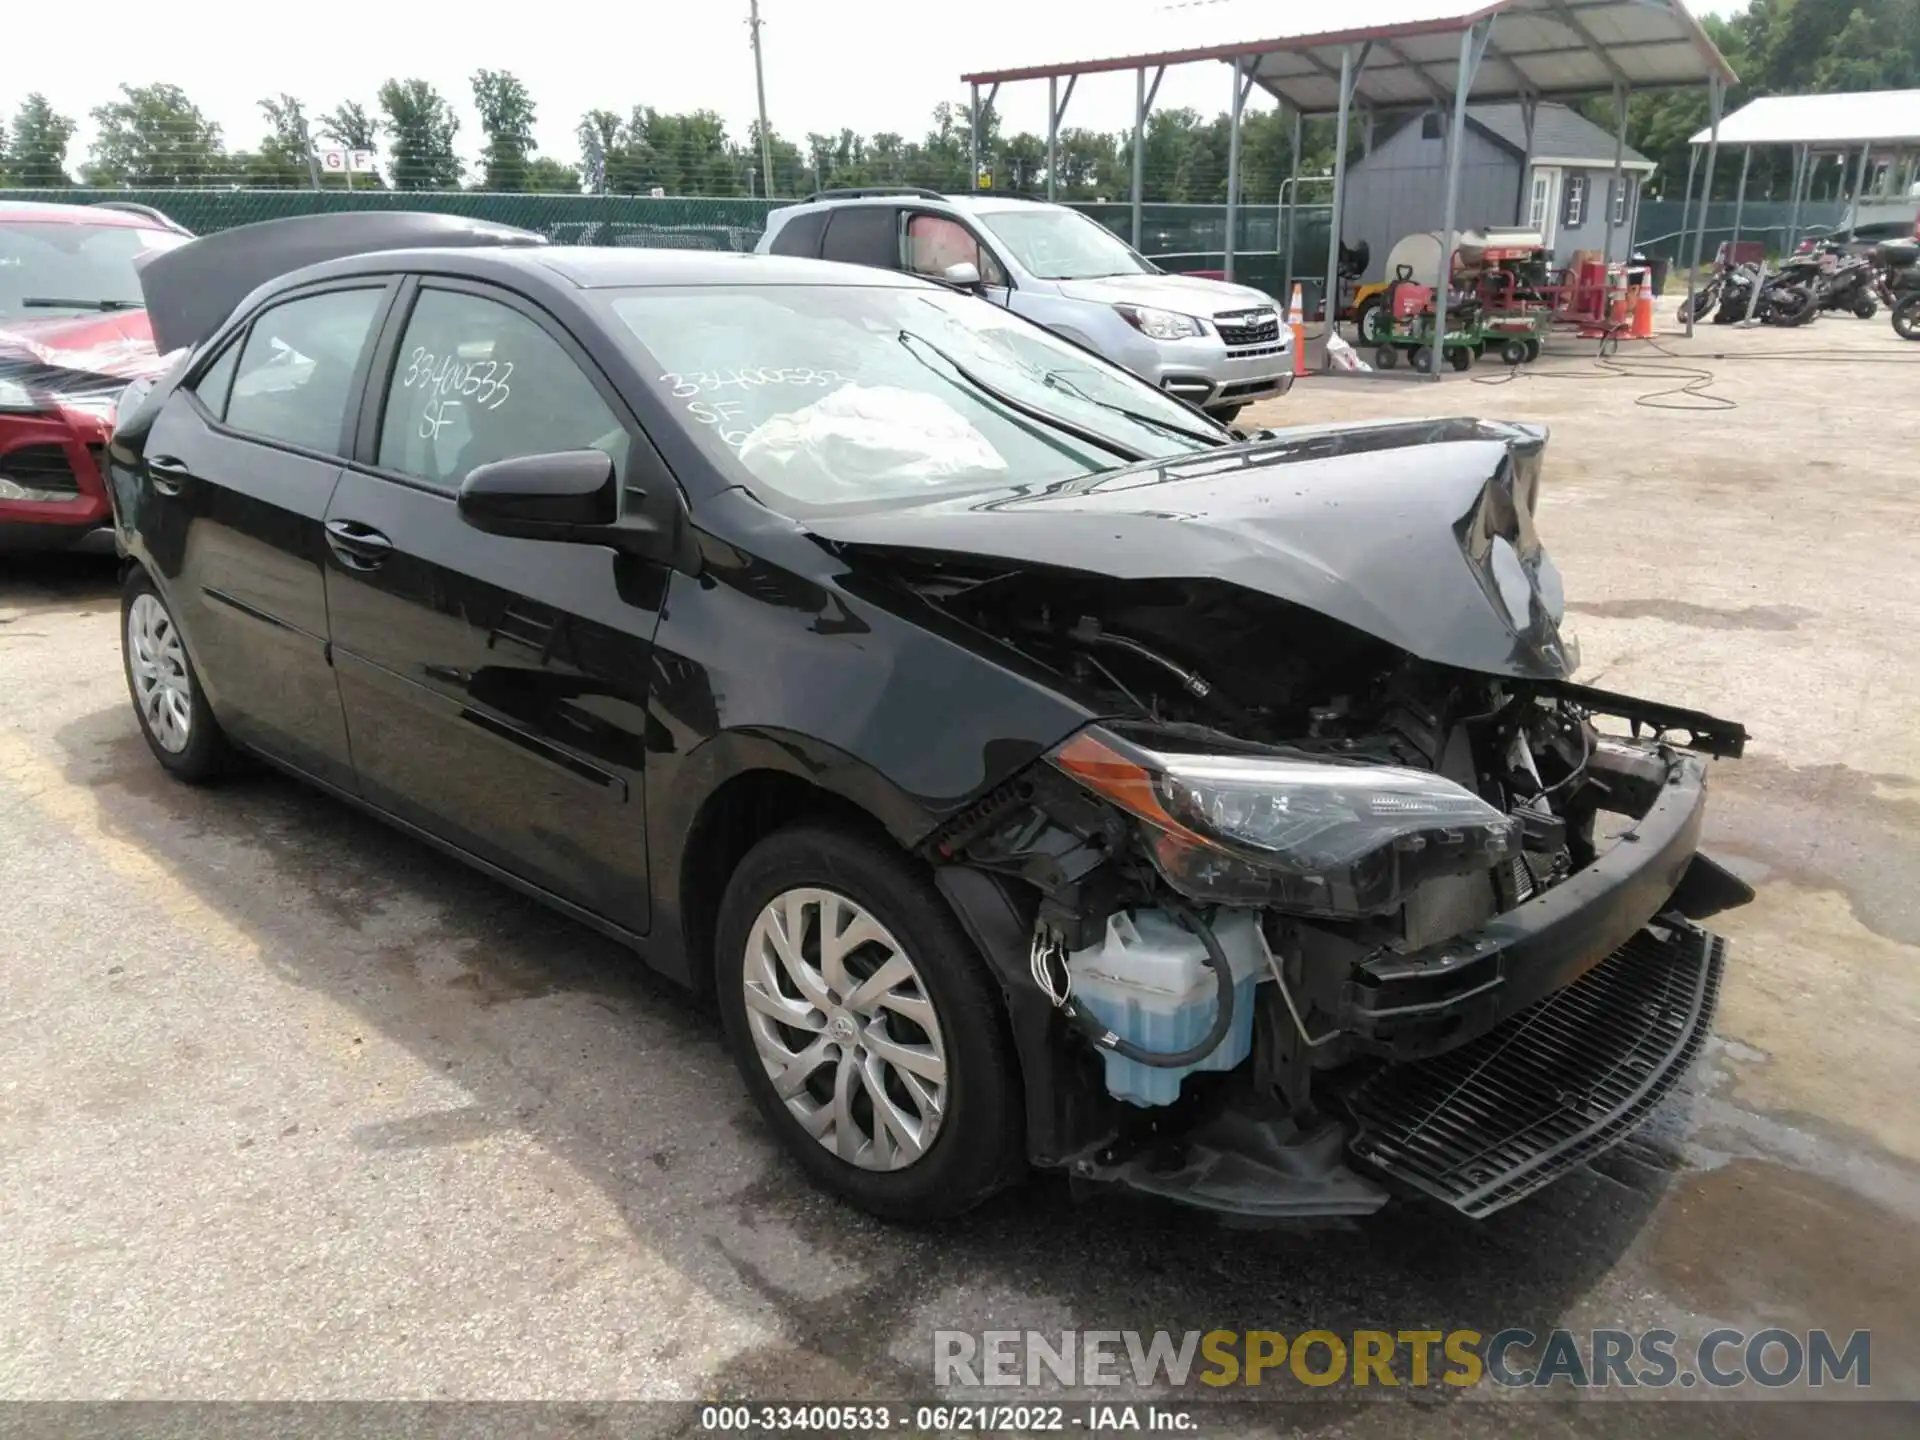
<box><xmin>577</xmin><ymin>108</ymin><xmax>623</xmax><ymax>194</ymax></box>
<box><xmin>472</xmin><ymin>69</ymin><xmax>537</xmax><ymax>191</ymax></box>
<box><xmin>319</xmin><ymin>100</ymin><xmax>379</xmax><ymax>152</ymax></box>
<box><xmin>377</xmin><ymin>78</ymin><xmax>463</xmax><ymax>190</ymax></box>
<box><xmin>522</xmin><ymin>156</ymin><xmax>581</xmax><ymax>193</ymax></box>
<box><xmin>13</xmin><ymin>95</ymin><xmax>79</xmax><ymax>186</ymax></box>
<box><xmin>83</xmin><ymin>83</ymin><xmax>222</xmax><ymax>186</ymax></box>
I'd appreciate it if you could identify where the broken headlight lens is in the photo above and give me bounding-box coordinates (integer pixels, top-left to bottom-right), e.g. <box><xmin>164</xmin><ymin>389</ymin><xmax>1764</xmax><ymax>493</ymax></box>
<box><xmin>1048</xmin><ymin>726</ymin><xmax>1521</xmax><ymax>917</ymax></box>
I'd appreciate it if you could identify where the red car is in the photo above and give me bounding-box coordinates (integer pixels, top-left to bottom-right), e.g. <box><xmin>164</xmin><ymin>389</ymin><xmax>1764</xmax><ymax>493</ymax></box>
<box><xmin>1</xmin><ymin>200</ymin><xmax>192</xmax><ymax>552</ymax></box>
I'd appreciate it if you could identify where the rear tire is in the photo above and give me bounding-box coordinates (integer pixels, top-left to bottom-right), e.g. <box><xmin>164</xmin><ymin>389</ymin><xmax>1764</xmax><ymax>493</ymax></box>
<box><xmin>1449</xmin><ymin>346</ymin><xmax>1474</xmax><ymax>372</ymax></box>
<box><xmin>715</xmin><ymin>824</ymin><xmax>1023</xmax><ymax>1222</ymax></box>
<box><xmin>120</xmin><ymin>568</ymin><xmax>235</xmax><ymax>785</ymax></box>
<box><xmin>1411</xmin><ymin>346</ymin><xmax>1435</xmax><ymax>373</ymax></box>
<box><xmin>1373</xmin><ymin>345</ymin><xmax>1398</xmax><ymax>370</ymax></box>
<box><xmin>1853</xmin><ymin>296</ymin><xmax>1879</xmax><ymax>319</ymax></box>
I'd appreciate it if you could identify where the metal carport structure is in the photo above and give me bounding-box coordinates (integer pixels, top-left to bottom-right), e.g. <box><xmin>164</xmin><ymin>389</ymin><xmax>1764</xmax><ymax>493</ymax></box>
<box><xmin>1681</xmin><ymin>90</ymin><xmax>1920</xmax><ymax>289</ymax></box>
<box><xmin>961</xmin><ymin>0</ymin><xmax>1737</xmax><ymax>378</ymax></box>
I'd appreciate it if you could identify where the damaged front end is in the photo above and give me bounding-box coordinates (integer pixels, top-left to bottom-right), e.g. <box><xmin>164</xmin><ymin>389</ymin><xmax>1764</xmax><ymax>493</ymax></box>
<box><xmin>847</xmin><ymin>422</ymin><xmax>1751</xmax><ymax>1220</ymax></box>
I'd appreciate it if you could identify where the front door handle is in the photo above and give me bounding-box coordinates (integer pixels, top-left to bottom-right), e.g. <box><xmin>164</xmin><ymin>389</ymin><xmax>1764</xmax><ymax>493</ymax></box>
<box><xmin>147</xmin><ymin>454</ymin><xmax>191</xmax><ymax>496</ymax></box>
<box><xmin>325</xmin><ymin>518</ymin><xmax>393</xmax><ymax>571</ymax></box>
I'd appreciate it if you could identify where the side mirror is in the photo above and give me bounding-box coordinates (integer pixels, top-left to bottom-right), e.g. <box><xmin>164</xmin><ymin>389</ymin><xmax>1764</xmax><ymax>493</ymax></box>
<box><xmin>457</xmin><ymin>449</ymin><xmax>619</xmax><ymax>543</ymax></box>
<box><xmin>940</xmin><ymin>261</ymin><xmax>983</xmax><ymax>290</ymax></box>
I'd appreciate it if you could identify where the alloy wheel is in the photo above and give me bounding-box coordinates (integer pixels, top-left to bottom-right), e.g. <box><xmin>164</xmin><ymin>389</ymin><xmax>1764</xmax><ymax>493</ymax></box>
<box><xmin>741</xmin><ymin>887</ymin><xmax>949</xmax><ymax>1171</ymax></box>
<box><xmin>127</xmin><ymin>592</ymin><xmax>192</xmax><ymax>754</ymax></box>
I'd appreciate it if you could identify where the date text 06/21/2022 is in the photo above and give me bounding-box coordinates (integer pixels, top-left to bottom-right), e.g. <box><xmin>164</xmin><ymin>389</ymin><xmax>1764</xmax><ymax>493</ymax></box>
<box><xmin>698</xmin><ymin>1404</ymin><xmax>1197</xmax><ymax>1432</ymax></box>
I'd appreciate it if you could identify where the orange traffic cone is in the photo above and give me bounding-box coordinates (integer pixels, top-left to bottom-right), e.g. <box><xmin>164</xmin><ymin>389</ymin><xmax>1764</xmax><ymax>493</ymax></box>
<box><xmin>1287</xmin><ymin>284</ymin><xmax>1308</xmax><ymax>377</ymax></box>
<box><xmin>1632</xmin><ymin>277</ymin><xmax>1655</xmax><ymax>339</ymax></box>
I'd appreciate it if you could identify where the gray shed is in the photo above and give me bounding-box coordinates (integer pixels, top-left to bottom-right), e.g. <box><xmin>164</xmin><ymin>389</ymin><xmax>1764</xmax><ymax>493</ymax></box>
<box><xmin>1341</xmin><ymin>103</ymin><xmax>1656</xmax><ymax>278</ymax></box>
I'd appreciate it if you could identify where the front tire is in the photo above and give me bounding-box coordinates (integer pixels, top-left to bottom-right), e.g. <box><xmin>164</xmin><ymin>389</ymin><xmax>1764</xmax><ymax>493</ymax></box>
<box><xmin>1894</xmin><ymin>294</ymin><xmax>1920</xmax><ymax>342</ymax></box>
<box><xmin>121</xmin><ymin>569</ymin><xmax>235</xmax><ymax>784</ymax></box>
<box><xmin>715</xmin><ymin>825</ymin><xmax>1022</xmax><ymax>1222</ymax></box>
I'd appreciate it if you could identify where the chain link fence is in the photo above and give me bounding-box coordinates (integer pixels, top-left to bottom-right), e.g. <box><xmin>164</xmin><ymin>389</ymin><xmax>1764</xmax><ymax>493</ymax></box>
<box><xmin>16</xmin><ymin>186</ymin><xmax>1826</xmax><ymax>299</ymax></box>
<box><xmin>4</xmin><ymin>187</ymin><xmax>781</xmax><ymax>253</ymax></box>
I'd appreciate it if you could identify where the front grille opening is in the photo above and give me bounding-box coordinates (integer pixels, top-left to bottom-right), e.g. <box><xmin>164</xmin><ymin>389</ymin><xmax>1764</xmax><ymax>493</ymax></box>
<box><xmin>0</xmin><ymin>443</ymin><xmax>82</xmax><ymax>501</ymax></box>
<box><xmin>1345</xmin><ymin>923</ymin><xmax>1724</xmax><ymax>1217</ymax></box>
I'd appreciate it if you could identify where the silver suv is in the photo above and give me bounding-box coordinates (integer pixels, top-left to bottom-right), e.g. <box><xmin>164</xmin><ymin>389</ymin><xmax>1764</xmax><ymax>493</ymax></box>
<box><xmin>756</xmin><ymin>189</ymin><xmax>1293</xmax><ymax>421</ymax></box>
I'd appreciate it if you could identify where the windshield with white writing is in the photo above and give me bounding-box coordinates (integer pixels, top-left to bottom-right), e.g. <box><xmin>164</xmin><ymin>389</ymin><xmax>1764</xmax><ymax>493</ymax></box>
<box><xmin>603</xmin><ymin>285</ymin><xmax>1221</xmax><ymax>513</ymax></box>
<box><xmin>976</xmin><ymin>209</ymin><xmax>1155</xmax><ymax>280</ymax></box>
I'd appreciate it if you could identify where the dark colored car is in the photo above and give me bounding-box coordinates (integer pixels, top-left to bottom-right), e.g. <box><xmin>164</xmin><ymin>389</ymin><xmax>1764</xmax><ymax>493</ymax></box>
<box><xmin>0</xmin><ymin>200</ymin><xmax>192</xmax><ymax>552</ymax></box>
<box><xmin>109</xmin><ymin>213</ymin><xmax>1752</xmax><ymax>1224</ymax></box>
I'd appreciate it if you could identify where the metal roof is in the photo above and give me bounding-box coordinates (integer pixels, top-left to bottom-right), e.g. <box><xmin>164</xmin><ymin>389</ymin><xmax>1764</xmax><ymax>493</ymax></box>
<box><xmin>1470</xmin><ymin>102</ymin><xmax>1654</xmax><ymax>167</ymax></box>
<box><xmin>1688</xmin><ymin>90</ymin><xmax>1920</xmax><ymax>147</ymax></box>
<box><xmin>961</xmin><ymin>0</ymin><xmax>1736</xmax><ymax>114</ymax></box>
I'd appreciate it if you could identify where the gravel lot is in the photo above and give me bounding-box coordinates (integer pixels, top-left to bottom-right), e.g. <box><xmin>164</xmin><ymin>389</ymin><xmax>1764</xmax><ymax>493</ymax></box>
<box><xmin>3</xmin><ymin>315</ymin><xmax>1918</xmax><ymax>1431</ymax></box>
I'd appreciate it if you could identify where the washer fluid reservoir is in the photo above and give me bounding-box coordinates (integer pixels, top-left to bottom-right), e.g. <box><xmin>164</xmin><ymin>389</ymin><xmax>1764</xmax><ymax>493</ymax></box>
<box><xmin>1065</xmin><ymin>907</ymin><xmax>1266</xmax><ymax>1108</ymax></box>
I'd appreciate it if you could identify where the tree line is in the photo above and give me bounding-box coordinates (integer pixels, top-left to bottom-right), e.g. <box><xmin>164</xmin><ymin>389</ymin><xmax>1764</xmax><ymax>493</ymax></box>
<box><xmin>2</xmin><ymin>1</ymin><xmax>1917</xmax><ymax>201</ymax></box>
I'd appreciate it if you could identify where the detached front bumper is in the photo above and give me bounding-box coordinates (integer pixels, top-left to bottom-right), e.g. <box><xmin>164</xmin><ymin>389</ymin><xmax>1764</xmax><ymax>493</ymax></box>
<box><xmin>1344</xmin><ymin>748</ymin><xmax>1718</xmax><ymax>1062</ymax></box>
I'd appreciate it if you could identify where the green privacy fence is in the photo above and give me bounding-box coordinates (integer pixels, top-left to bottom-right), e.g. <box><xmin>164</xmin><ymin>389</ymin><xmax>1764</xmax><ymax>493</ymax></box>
<box><xmin>7</xmin><ymin>187</ymin><xmax>781</xmax><ymax>253</ymax></box>
<box><xmin>17</xmin><ymin>186</ymin><xmax>1837</xmax><ymax>298</ymax></box>
<box><xmin>8</xmin><ymin>187</ymin><xmax>1335</xmax><ymax>298</ymax></box>
<box><xmin>1631</xmin><ymin>199</ymin><xmax>1848</xmax><ymax>262</ymax></box>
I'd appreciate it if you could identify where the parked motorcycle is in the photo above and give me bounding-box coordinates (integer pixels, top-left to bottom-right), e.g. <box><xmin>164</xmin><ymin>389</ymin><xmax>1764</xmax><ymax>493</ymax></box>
<box><xmin>1780</xmin><ymin>242</ymin><xmax>1880</xmax><ymax>318</ymax></box>
<box><xmin>1876</xmin><ymin>238</ymin><xmax>1920</xmax><ymax>313</ymax></box>
<box><xmin>1711</xmin><ymin>260</ymin><xmax>1818</xmax><ymax>327</ymax></box>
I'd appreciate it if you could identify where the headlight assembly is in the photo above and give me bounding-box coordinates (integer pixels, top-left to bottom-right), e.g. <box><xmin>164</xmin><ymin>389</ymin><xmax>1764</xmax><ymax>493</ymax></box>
<box><xmin>1114</xmin><ymin>304</ymin><xmax>1207</xmax><ymax>341</ymax></box>
<box><xmin>1048</xmin><ymin>727</ymin><xmax>1520</xmax><ymax>916</ymax></box>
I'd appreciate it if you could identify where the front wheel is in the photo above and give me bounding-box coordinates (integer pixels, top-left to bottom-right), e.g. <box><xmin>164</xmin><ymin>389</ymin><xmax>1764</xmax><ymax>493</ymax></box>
<box><xmin>1894</xmin><ymin>294</ymin><xmax>1920</xmax><ymax>342</ymax></box>
<box><xmin>715</xmin><ymin>825</ymin><xmax>1022</xmax><ymax>1222</ymax></box>
<box><xmin>1853</xmin><ymin>296</ymin><xmax>1879</xmax><ymax>320</ymax></box>
<box><xmin>121</xmin><ymin>569</ymin><xmax>236</xmax><ymax>784</ymax></box>
<box><xmin>1683</xmin><ymin>282</ymin><xmax>1721</xmax><ymax>322</ymax></box>
<box><xmin>1355</xmin><ymin>295</ymin><xmax>1389</xmax><ymax>345</ymax></box>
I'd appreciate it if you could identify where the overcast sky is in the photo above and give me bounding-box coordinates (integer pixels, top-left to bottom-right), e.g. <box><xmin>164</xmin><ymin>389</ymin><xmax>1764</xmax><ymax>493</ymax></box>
<box><xmin>18</xmin><ymin>0</ymin><xmax>1738</xmax><ymax>178</ymax></box>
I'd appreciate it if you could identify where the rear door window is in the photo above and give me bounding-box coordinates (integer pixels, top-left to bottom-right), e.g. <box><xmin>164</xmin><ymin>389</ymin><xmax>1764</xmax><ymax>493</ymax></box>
<box><xmin>223</xmin><ymin>287</ymin><xmax>386</xmax><ymax>456</ymax></box>
<box><xmin>820</xmin><ymin>207</ymin><xmax>900</xmax><ymax>269</ymax></box>
<box><xmin>768</xmin><ymin>209</ymin><xmax>828</xmax><ymax>258</ymax></box>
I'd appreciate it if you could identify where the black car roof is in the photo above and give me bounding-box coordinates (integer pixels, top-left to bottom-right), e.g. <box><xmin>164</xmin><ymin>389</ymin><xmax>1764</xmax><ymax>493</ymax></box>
<box><xmin>296</xmin><ymin>245</ymin><xmax>930</xmax><ymax>292</ymax></box>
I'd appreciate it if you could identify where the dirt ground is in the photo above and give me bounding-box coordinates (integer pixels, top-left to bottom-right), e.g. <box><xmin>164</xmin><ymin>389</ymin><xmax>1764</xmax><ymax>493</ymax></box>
<box><xmin>2</xmin><ymin>312</ymin><xmax>1918</xmax><ymax>1429</ymax></box>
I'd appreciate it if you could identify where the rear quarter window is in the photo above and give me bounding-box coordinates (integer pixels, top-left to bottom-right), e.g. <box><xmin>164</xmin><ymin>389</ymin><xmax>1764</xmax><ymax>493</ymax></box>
<box><xmin>820</xmin><ymin>208</ymin><xmax>901</xmax><ymax>270</ymax></box>
<box><xmin>768</xmin><ymin>210</ymin><xmax>828</xmax><ymax>258</ymax></box>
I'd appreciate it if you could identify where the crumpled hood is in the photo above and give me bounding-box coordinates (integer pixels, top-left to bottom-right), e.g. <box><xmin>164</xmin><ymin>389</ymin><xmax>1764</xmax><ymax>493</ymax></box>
<box><xmin>0</xmin><ymin>311</ymin><xmax>163</xmax><ymax>429</ymax></box>
<box><xmin>1056</xmin><ymin>271</ymin><xmax>1277</xmax><ymax>317</ymax></box>
<box><xmin>808</xmin><ymin>417</ymin><xmax>1577</xmax><ymax>682</ymax></box>
<box><xmin>0</xmin><ymin>310</ymin><xmax>163</xmax><ymax>380</ymax></box>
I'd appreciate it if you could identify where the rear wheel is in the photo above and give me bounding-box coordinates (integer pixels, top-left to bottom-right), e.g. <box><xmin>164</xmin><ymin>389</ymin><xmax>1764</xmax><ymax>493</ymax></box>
<box><xmin>1449</xmin><ymin>346</ymin><xmax>1474</xmax><ymax>372</ymax></box>
<box><xmin>121</xmin><ymin>569</ymin><xmax>236</xmax><ymax>784</ymax></box>
<box><xmin>1853</xmin><ymin>296</ymin><xmax>1879</xmax><ymax>319</ymax></box>
<box><xmin>1373</xmin><ymin>345</ymin><xmax>1398</xmax><ymax>369</ymax></box>
<box><xmin>1497</xmin><ymin>338</ymin><xmax>1528</xmax><ymax>366</ymax></box>
<box><xmin>1522</xmin><ymin>338</ymin><xmax>1543</xmax><ymax>362</ymax></box>
<box><xmin>1411</xmin><ymin>346</ymin><xmax>1435</xmax><ymax>373</ymax></box>
<box><xmin>715</xmin><ymin>825</ymin><xmax>1022</xmax><ymax>1222</ymax></box>
<box><xmin>1768</xmin><ymin>285</ymin><xmax>1818</xmax><ymax>327</ymax></box>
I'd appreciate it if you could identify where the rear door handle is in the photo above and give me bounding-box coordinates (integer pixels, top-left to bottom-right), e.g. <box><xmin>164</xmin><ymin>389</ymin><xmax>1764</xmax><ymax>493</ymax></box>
<box><xmin>147</xmin><ymin>454</ymin><xmax>191</xmax><ymax>496</ymax></box>
<box><xmin>324</xmin><ymin>518</ymin><xmax>393</xmax><ymax>571</ymax></box>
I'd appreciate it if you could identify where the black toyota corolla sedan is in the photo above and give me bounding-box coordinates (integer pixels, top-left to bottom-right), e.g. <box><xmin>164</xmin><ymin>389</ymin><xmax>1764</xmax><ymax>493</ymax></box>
<box><xmin>106</xmin><ymin>212</ymin><xmax>1752</xmax><ymax>1223</ymax></box>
